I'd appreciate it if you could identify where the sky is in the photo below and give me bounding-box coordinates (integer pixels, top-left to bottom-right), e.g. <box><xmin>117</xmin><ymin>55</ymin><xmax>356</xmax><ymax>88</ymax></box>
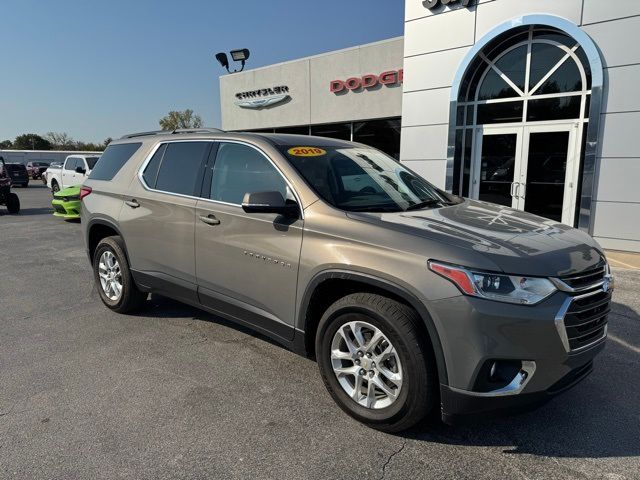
<box><xmin>0</xmin><ymin>0</ymin><xmax>404</xmax><ymax>144</ymax></box>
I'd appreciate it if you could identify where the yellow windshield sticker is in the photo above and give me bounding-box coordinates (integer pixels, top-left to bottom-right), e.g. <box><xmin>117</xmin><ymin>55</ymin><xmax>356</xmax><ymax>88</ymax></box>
<box><xmin>287</xmin><ymin>147</ymin><xmax>326</xmax><ymax>157</ymax></box>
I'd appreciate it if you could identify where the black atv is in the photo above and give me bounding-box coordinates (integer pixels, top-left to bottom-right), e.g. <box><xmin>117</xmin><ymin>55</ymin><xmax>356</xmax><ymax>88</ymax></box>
<box><xmin>0</xmin><ymin>156</ymin><xmax>20</xmax><ymax>214</ymax></box>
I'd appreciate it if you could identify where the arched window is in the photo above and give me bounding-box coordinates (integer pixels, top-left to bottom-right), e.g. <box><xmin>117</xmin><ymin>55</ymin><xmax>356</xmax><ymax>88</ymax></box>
<box><xmin>452</xmin><ymin>26</ymin><xmax>592</xmax><ymax>197</ymax></box>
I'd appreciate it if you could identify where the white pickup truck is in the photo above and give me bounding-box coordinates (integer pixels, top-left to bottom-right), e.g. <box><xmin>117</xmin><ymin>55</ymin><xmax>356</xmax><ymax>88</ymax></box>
<box><xmin>45</xmin><ymin>155</ymin><xmax>100</xmax><ymax>193</ymax></box>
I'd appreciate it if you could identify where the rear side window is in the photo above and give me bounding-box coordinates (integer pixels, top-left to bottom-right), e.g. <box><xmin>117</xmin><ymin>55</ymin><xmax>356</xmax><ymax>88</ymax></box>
<box><xmin>154</xmin><ymin>142</ymin><xmax>210</xmax><ymax>196</ymax></box>
<box><xmin>89</xmin><ymin>143</ymin><xmax>142</xmax><ymax>181</ymax></box>
<box><xmin>86</xmin><ymin>156</ymin><xmax>100</xmax><ymax>169</ymax></box>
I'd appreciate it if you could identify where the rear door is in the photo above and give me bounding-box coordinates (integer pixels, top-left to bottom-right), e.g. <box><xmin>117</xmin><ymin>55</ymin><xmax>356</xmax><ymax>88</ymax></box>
<box><xmin>118</xmin><ymin>141</ymin><xmax>212</xmax><ymax>300</ymax></box>
<box><xmin>194</xmin><ymin>141</ymin><xmax>303</xmax><ymax>341</ymax></box>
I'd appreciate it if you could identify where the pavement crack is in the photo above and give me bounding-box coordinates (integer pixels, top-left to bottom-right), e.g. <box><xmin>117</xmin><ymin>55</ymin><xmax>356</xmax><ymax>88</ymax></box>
<box><xmin>378</xmin><ymin>439</ymin><xmax>407</xmax><ymax>480</ymax></box>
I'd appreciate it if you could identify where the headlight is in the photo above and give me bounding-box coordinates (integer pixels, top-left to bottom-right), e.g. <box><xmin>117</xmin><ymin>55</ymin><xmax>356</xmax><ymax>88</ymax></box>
<box><xmin>428</xmin><ymin>261</ymin><xmax>557</xmax><ymax>305</ymax></box>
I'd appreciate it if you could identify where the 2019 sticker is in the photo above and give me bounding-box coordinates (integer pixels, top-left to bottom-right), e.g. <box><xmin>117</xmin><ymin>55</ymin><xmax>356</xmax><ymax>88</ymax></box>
<box><xmin>287</xmin><ymin>147</ymin><xmax>326</xmax><ymax>157</ymax></box>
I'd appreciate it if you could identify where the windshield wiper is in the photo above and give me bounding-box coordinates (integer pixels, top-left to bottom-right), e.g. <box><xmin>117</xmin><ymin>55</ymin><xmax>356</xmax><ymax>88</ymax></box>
<box><xmin>347</xmin><ymin>205</ymin><xmax>402</xmax><ymax>212</ymax></box>
<box><xmin>404</xmin><ymin>199</ymin><xmax>442</xmax><ymax>211</ymax></box>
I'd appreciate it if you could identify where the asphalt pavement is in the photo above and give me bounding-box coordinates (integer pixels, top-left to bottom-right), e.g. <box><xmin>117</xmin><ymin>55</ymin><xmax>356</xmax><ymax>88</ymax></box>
<box><xmin>1</xmin><ymin>185</ymin><xmax>639</xmax><ymax>479</ymax></box>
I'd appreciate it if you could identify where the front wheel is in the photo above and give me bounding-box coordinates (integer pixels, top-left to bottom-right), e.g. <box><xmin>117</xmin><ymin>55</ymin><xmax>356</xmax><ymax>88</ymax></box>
<box><xmin>51</xmin><ymin>181</ymin><xmax>59</xmax><ymax>193</ymax></box>
<box><xmin>6</xmin><ymin>192</ymin><xmax>20</xmax><ymax>214</ymax></box>
<box><xmin>93</xmin><ymin>236</ymin><xmax>147</xmax><ymax>313</ymax></box>
<box><xmin>316</xmin><ymin>293</ymin><xmax>436</xmax><ymax>432</ymax></box>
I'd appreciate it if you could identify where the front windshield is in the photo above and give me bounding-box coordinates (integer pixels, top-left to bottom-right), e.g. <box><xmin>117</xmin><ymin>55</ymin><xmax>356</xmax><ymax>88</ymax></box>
<box><xmin>280</xmin><ymin>145</ymin><xmax>454</xmax><ymax>212</ymax></box>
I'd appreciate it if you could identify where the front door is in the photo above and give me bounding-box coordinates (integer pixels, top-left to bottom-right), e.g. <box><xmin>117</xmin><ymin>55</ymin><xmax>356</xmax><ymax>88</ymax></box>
<box><xmin>62</xmin><ymin>157</ymin><xmax>78</xmax><ymax>186</ymax></box>
<box><xmin>472</xmin><ymin>127</ymin><xmax>523</xmax><ymax>209</ymax></box>
<box><xmin>473</xmin><ymin>123</ymin><xmax>579</xmax><ymax>224</ymax></box>
<box><xmin>195</xmin><ymin>141</ymin><xmax>303</xmax><ymax>341</ymax></box>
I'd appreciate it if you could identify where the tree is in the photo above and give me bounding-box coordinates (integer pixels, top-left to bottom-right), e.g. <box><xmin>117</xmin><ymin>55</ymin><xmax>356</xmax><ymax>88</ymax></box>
<box><xmin>13</xmin><ymin>134</ymin><xmax>52</xmax><ymax>150</ymax></box>
<box><xmin>103</xmin><ymin>137</ymin><xmax>113</xmax><ymax>148</ymax></box>
<box><xmin>0</xmin><ymin>140</ymin><xmax>12</xmax><ymax>149</ymax></box>
<box><xmin>76</xmin><ymin>141</ymin><xmax>104</xmax><ymax>152</ymax></box>
<box><xmin>158</xmin><ymin>109</ymin><xmax>203</xmax><ymax>131</ymax></box>
<box><xmin>45</xmin><ymin>132</ymin><xmax>76</xmax><ymax>150</ymax></box>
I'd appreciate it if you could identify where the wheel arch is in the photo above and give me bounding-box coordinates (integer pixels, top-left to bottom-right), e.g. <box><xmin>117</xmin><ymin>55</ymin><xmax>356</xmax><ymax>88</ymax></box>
<box><xmin>298</xmin><ymin>270</ymin><xmax>449</xmax><ymax>385</ymax></box>
<box><xmin>87</xmin><ymin>218</ymin><xmax>128</xmax><ymax>266</ymax></box>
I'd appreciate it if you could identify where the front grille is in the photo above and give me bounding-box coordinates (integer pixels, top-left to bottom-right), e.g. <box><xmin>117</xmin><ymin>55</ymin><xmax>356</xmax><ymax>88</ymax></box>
<box><xmin>564</xmin><ymin>289</ymin><xmax>610</xmax><ymax>351</ymax></box>
<box><xmin>559</xmin><ymin>263</ymin><xmax>606</xmax><ymax>290</ymax></box>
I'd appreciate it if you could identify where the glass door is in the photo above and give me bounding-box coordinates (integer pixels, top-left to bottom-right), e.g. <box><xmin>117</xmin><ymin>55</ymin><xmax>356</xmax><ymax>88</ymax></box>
<box><xmin>519</xmin><ymin>124</ymin><xmax>579</xmax><ymax>224</ymax></box>
<box><xmin>472</xmin><ymin>127</ymin><xmax>523</xmax><ymax>208</ymax></box>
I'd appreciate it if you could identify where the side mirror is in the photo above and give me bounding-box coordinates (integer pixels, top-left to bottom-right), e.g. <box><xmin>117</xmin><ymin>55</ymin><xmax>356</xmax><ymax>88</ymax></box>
<box><xmin>241</xmin><ymin>191</ymin><xmax>299</xmax><ymax>218</ymax></box>
<box><xmin>75</xmin><ymin>166</ymin><xmax>86</xmax><ymax>174</ymax></box>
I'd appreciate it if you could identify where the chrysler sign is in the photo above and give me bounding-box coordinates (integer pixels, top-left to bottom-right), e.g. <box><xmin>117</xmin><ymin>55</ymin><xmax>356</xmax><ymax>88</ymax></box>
<box><xmin>330</xmin><ymin>69</ymin><xmax>403</xmax><ymax>94</ymax></box>
<box><xmin>235</xmin><ymin>85</ymin><xmax>290</xmax><ymax>109</ymax></box>
<box><xmin>423</xmin><ymin>0</ymin><xmax>472</xmax><ymax>10</ymax></box>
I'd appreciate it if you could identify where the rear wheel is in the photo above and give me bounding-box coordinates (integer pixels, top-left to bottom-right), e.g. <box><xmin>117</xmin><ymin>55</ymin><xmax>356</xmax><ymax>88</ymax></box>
<box><xmin>316</xmin><ymin>293</ymin><xmax>436</xmax><ymax>432</ymax></box>
<box><xmin>93</xmin><ymin>236</ymin><xmax>146</xmax><ymax>313</ymax></box>
<box><xmin>6</xmin><ymin>192</ymin><xmax>20</xmax><ymax>214</ymax></box>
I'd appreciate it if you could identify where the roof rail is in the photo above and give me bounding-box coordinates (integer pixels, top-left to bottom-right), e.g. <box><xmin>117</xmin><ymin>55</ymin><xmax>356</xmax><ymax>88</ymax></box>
<box><xmin>120</xmin><ymin>128</ymin><xmax>224</xmax><ymax>139</ymax></box>
<box><xmin>171</xmin><ymin>128</ymin><xmax>224</xmax><ymax>135</ymax></box>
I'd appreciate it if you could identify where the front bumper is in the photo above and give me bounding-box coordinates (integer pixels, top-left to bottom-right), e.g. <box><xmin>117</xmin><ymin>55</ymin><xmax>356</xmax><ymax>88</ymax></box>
<box><xmin>427</xmin><ymin>286</ymin><xmax>609</xmax><ymax>421</ymax></box>
<box><xmin>52</xmin><ymin>198</ymin><xmax>81</xmax><ymax>219</ymax></box>
<box><xmin>440</xmin><ymin>348</ymin><xmax>600</xmax><ymax>424</ymax></box>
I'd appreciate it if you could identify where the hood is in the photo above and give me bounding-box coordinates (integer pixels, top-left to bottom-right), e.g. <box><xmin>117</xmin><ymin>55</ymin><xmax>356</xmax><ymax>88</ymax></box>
<box><xmin>54</xmin><ymin>185</ymin><xmax>81</xmax><ymax>199</ymax></box>
<box><xmin>347</xmin><ymin>199</ymin><xmax>603</xmax><ymax>277</ymax></box>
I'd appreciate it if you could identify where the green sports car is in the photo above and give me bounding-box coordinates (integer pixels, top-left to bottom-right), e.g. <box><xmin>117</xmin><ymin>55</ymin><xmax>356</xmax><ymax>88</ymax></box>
<box><xmin>52</xmin><ymin>185</ymin><xmax>81</xmax><ymax>220</ymax></box>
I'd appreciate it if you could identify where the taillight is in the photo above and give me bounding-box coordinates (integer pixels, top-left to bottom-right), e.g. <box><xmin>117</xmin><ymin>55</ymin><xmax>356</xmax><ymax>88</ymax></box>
<box><xmin>80</xmin><ymin>186</ymin><xmax>92</xmax><ymax>201</ymax></box>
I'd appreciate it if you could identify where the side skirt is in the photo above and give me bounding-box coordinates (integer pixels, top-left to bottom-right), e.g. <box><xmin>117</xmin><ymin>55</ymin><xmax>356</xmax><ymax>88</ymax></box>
<box><xmin>131</xmin><ymin>270</ymin><xmax>300</xmax><ymax>353</ymax></box>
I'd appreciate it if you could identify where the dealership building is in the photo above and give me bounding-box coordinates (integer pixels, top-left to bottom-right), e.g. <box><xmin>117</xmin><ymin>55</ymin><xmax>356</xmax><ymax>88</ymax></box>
<box><xmin>220</xmin><ymin>0</ymin><xmax>640</xmax><ymax>252</ymax></box>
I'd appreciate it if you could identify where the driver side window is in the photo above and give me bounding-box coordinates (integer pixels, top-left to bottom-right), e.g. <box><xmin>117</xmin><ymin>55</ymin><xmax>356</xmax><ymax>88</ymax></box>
<box><xmin>209</xmin><ymin>142</ymin><xmax>288</xmax><ymax>205</ymax></box>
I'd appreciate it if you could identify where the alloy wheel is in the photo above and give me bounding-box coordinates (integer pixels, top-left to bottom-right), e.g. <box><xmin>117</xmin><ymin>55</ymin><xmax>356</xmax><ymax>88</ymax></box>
<box><xmin>98</xmin><ymin>250</ymin><xmax>123</xmax><ymax>301</ymax></box>
<box><xmin>330</xmin><ymin>320</ymin><xmax>403</xmax><ymax>409</ymax></box>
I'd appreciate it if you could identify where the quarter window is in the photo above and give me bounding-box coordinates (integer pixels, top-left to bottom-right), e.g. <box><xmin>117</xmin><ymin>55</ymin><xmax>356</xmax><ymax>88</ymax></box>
<box><xmin>142</xmin><ymin>144</ymin><xmax>166</xmax><ymax>188</ymax></box>
<box><xmin>209</xmin><ymin>143</ymin><xmax>288</xmax><ymax>204</ymax></box>
<box><xmin>89</xmin><ymin>143</ymin><xmax>142</xmax><ymax>181</ymax></box>
<box><xmin>154</xmin><ymin>142</ymin><xmax>210</xmax><ymax>196</ymax></box>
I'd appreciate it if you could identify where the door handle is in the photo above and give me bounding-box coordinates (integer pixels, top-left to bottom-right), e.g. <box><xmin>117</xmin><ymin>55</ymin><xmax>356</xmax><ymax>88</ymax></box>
<box><xmin>125</xmin><ymin>199</ymin><xmax>140</xmax><ymax>208</ymax></box>
<box><xmin>199</xmin><ymin>214</ymin><xmax>220</xmax><ymax>226</ymax></box>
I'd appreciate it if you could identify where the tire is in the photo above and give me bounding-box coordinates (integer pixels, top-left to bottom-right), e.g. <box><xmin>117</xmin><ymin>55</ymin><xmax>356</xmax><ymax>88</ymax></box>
<box><xmin>6</xmin><ymin>192</ymin><xmax>20</xmax><ymax>214</ymax></box>
<box><xmin>93</xmin><ymin>236</ymin><xmax>147</xmax><ymax>313</ymax></box>
<box><xmin>315</xmin><ymin>293</ymin><xmax>436</xmax><ymax>433</ymax></box>
<box><xmin>51</xmin><ymin>181</ymin><xmax>59</xmax><ymax>193</ymax></box>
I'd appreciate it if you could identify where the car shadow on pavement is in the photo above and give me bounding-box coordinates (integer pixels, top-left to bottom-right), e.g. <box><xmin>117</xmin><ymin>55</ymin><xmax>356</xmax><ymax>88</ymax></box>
<box><xmin>0</xmin><ymin>207</ymin><xmax>52</xmax><ymax>216</ymax></box>
<box><xmin>135</xmin><ymin>293</ymin><xmax>640</xmax><ymax>460</ymax></box>
<box><xmin>139</xmin><ymin>294</ymin><xmax>285</xmax><ymax>349</ymax></box>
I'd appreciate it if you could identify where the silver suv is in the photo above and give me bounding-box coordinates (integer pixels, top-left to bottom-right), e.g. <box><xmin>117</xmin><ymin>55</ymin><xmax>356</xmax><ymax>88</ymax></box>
<box><xmin>82</xmin><ymin>129</ymin><xmax>612</xmax><ymax>432</ymax></box>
